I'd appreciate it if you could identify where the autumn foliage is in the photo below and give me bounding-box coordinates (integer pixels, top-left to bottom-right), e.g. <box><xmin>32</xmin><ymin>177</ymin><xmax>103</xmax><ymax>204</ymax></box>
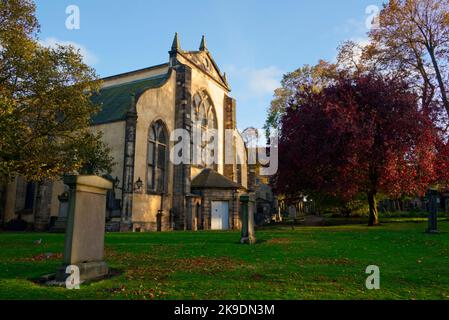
<box><xmin>276</xmin><ymin>74</ymin><xmax>446</xmax><ymax>225</ymax></box>
<box><xmin>0</xmin><ymin>0</ymin><xmax>114</xmax><ymax>181</ymax></box>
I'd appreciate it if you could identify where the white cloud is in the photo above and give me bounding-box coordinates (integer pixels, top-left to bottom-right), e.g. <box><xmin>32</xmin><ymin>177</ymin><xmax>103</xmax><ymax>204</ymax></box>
<box><xmin>39</xmin><ymin>37</ymin><xmax>98</xmax><ymax>65</ymax></box>
<box><xmin>333</xmin><ymin>12</ymin><xmax>376</xmax><ymax>46</ymax></box>
<box><xmin>247</xmin><ymin>66</ymin><xmax>283</xmax><ymax>95</ymax></box>
<box><xmin>333</xmin><ymin>18</ymin><xmax>368</xmax><ymax>36</ymax></box>
<box><xmin>335</xmin><ymin>4</ymin><xmax>381</xmax><ymax>37</ymax></box>
<box><xmin>331</xmin><ymin>14</ymin><xmax>373</xmax><ymax>63</ymax></box>
<box><xmin>227</xmin><ymin>65</ymin><xmax>283</xmax><ymax>97</ymax></box>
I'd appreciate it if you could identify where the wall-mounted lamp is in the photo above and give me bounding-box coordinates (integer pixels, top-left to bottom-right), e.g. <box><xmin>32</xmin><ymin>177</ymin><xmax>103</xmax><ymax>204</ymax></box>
<box><xmin>134</xmin><ymin>177</ymin><xmax>143</xmax><ymax>193</ymax></box>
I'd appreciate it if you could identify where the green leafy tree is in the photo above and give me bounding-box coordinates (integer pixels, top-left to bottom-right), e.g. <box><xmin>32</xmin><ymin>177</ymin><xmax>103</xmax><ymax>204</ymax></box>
<box><xmin>0</xmin><ymin>0</ymin><xmax>114</xmax><ymax>181</ymax></box>
<box><xmin>264</xmin><ymin>60</ymin><xmax>337</xmax><ymax>138</ymax></box>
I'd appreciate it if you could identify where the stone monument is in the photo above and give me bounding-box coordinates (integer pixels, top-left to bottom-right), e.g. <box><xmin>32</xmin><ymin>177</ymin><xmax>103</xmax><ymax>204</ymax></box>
<box><xmin>426</xmin><ymin>188</ymin><xmax>440</xmax><ymax>234</ymax></box>
<box><xmin>240</xmin><ymin>194</ymin><xmax>256</xmax><ymax>244</ymax></box>
<box><xmin>288</xmin><ymin>205</ymin><xmax>297</xmax><ymax>220</ymax></box>
<box><xmin>56</xmin><ymin>175</ymin><xmax>112</xmax><ymax>282</ymax></box>
<box><xmin>50</xmin><ymin>190</ymin><xmax>69</xmax><ymax>233</ymax></box>
<box><xmin>444</xmin><ymin>193</ymin><xmax>449</xmax><ymax>215</ymax></box>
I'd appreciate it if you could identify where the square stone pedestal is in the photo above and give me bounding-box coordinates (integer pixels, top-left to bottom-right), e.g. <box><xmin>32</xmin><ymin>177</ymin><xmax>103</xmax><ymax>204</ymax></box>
<box><xmin>56</xmin><ymin>175</ymin><xmax>112</xmax><ymax>282</ymax></box>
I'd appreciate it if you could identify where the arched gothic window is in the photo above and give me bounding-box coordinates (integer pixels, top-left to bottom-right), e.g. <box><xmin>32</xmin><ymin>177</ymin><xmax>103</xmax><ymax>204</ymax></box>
<box><xmin>147</xmin><ymin>120</ymin><xmax>167</xmax><ymax>193</ymax></box>
<box><xmin>192</xmin><ymin>91</ymin><xmax>217</xmax><ymax>168</ymax></box>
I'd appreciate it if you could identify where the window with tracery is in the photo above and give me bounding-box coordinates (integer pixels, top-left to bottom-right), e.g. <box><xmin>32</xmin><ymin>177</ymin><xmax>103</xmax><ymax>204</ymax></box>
<box><xmin>192</xmin><ymin>91</ymin><xmax>217</xmax><ymax>168</ymax></box>
<box><xmin>147</xmin><ymin>120</ymin><xmax>167</xmax><ymax>193</ymax></box>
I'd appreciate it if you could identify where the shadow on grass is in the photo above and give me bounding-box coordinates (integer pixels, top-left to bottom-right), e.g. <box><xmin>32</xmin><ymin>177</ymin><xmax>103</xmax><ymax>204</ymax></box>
<box><xmin>31</xmin><ymin>268</ymin><xmax>124</xmax><ymax>287</ymax></box>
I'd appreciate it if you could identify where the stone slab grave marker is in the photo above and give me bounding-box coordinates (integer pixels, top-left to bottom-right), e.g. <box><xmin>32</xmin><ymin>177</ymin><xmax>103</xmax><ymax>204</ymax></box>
<box><xmin>426</xmin><ymin>188</ymin><xmax>440</xmax><ymax>234</ymax></box>
<box><xmin>50</xmin><ymin>190</ymin><xmax>69</xmax><ymax>232</ymax></box>
<box><xmin>56</xmin><ymin>175</ymin><xmax>112</xmax><ymax>282</ymax></box>
<box><xmin>240</xmin><ymin>194</ymin><xmax>256</xmax><ymax>244</ymax></box>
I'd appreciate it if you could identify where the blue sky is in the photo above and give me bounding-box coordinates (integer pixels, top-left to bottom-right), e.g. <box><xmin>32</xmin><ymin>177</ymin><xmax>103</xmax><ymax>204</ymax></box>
<box><xmin>34</xmin><ymin>0</ymin><xmax>385</xmax><ymax>130</ymax></box>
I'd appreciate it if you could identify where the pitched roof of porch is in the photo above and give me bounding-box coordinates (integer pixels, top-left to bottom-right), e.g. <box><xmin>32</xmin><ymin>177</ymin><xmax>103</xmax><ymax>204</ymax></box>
<box><xmin>191</xmin><ymin>168</ymin><xmax>242</xmax><ymax>189</ymax></box>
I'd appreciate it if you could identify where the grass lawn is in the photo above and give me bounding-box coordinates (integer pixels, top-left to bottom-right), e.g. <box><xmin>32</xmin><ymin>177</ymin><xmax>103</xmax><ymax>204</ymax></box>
<box><xmin>0</xmin><ymin>221</ymin><xmax>448</xmax><ymax>300</ymax></box>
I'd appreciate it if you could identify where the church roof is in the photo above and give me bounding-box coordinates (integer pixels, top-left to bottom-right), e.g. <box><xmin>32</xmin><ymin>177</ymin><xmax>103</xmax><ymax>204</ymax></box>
<box><xmin>90</xmin><ymin>35</ymin><xmax>230</xmax><ymax>126</ymax></box>
<box><xmin>191</xmin><ymin>168</ymin><xmax>242</xmax><ymax>189</ymax></box>
<box><xmin>90</xmin><ymin>73</ymin><xmax>169</xmax><ymax>125</ymax></box>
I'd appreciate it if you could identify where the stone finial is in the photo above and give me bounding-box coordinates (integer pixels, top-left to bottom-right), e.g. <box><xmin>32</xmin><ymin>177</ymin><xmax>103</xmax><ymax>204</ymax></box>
<box><xmin>171</xmin><ymin>32</ymin><xmax>181</xmax><ymax>51</ymax></box>
<box><xmin>199</xmin><ymin>35</ymin><xmax>207</xmax><ymax>51</ymax></box>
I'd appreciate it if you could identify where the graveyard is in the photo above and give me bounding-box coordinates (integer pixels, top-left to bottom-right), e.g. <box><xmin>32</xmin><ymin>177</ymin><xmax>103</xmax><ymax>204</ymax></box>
<box><xmin>1</xmin><ymin>0</ymin><xmax>449</xmax><ymax>306</ymax></box>
<box><xmin>0</xmin><ymin>221</ymin><xmax>448</xmax><ymax>300</ymax></box>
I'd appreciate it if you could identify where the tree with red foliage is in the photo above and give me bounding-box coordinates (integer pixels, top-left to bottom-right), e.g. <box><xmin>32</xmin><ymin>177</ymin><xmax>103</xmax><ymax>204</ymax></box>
<box><xmin>276</xmin><ymin>74</ymin><xmax>445</xmax><ymax>226</ymax></box>
<box><xmin>435</xmin><ymin>139</ymin><xmax>449</xmax><ymax>187</ymax></box>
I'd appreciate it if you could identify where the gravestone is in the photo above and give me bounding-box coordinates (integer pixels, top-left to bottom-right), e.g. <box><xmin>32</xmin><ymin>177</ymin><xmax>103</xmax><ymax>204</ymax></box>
<box><xmin>240</xmin><ymin>194</ymin><xmax>256</xmax><ymax>244</ymax></box>
<box><xmin>426</xmin><ymin>189</ymin><xmax>439</xmax><ymax>234</ymax></box>
<box><xmin>288</xmin><ymin>205</ymin><xmax>297</xmax><ymax>220</ymax></box>
<box><xmin>56</xmin><ymin>175</ymin><xmax>112</xmax><ymax>282</ymax></box>
<box><xmin>444</xmin><ymin>193</ymin><xmax>449</xmax><ymax>215</ymax></box>
<box><xmin>50</xmin><ymin>191</ymin><xmax>69</xmax><ymax>232</ymax></box>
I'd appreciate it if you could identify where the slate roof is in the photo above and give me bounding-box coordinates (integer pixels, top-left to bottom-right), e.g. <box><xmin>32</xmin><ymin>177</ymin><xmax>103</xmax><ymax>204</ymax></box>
<box><xmin>90</xmin><ymin>73</ymin><xmax>169</xmax><ymax>125</ymax></box>
<box><xmin>191</xmin><ymin>168</ymin><xmax>242</xmax><ymax>189</ymax></box>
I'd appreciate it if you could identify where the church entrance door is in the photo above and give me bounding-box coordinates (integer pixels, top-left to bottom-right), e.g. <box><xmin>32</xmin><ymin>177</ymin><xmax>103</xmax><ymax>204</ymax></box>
<box><xmin>211</xmin><ymin>201</ymin><xmax>229</xmax><ymax>230</ymax></box>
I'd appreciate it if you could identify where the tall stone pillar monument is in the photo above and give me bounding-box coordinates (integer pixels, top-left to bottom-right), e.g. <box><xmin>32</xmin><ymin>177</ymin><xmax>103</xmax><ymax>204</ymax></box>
<box><xmin>426</xmin><ymin>188</ymin><xmax>440</xmax><ymax>234</ymax></box>
<box><xmin>56</xmin><ymin>175</ymin><xmax>112</xmax><ymax>282</ymax></box>
<box><xmin>240</xmin><ymin>194</ymin><xmax>256</xmax><ymax>244</ymax></box>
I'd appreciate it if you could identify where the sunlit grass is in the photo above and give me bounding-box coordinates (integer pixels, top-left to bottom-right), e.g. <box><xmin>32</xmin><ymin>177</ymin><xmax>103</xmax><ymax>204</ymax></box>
<box><xmin>0</xmin><ymin>222</ymin><xmax>448</xmax><ymax>300</ymax></box>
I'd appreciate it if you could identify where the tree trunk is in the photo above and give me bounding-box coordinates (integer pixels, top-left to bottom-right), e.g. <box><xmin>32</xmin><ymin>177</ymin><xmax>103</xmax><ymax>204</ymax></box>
<box><xmin>427</xmin><ymin>47</ymin><xmax>449</xmax><ymax>118</ymax></box>
<box><xmin>368</xmin><ymin>192</ymin><xmax>379</xmax><ymax>227</ymax></box>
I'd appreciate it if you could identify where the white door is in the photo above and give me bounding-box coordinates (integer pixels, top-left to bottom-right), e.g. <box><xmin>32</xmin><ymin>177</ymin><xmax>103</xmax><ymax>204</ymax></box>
<box><xmin>211</xmin><ymin>201</ymin><xmax>229</xmax><ymax>230</ymax></box>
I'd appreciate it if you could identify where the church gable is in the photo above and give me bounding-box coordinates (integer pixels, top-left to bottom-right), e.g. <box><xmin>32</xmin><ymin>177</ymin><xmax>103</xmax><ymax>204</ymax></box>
<box><xmin>171</xmin><ymin>34</ymin><xmax>230</xmax><ymax>91</ymax></box>
<box><xmin>180</xmin><ymin>51</ymin><xmax>229</xmax><ymax>89</ymax></box>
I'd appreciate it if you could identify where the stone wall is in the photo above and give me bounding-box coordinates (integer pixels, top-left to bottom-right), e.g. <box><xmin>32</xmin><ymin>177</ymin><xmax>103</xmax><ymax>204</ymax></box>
<box><xmin>91</xmin><ymin>121</ymin><xmax>126</xmax><ymax>201</ymax></box>
<box><xmin>132</xmin><ymin>194</ymin><xmax>171</xmax><ymax>232</ymax></box>
<box><xmin>132</xmin><ymin>69</ymin><xmax>177</xmax><ymax>231</ymax></box>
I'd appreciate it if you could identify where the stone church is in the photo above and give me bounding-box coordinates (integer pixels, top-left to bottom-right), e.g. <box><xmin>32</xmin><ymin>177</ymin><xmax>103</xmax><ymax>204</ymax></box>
<box><xmin>0</xmin><ymin>34</ymin><xmax>256</xmax><ymax>232</ymax></box>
